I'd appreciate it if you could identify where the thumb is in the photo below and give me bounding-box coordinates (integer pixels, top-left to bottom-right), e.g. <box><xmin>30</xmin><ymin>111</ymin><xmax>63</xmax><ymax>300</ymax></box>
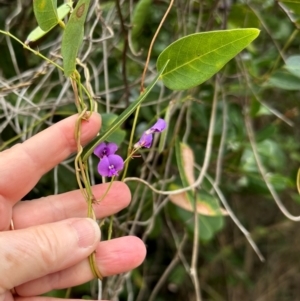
<box><xmin>0</xmin><ymin>218</ymin><xmax>100</xmax><ymax>291</ymax></box>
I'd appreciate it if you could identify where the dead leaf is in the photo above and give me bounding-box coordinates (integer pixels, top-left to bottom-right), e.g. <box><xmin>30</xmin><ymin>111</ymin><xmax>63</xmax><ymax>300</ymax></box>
<box><xmin>169</xmin><ymin>191</ymin><xmax>227</xmax><ymax>216</ymax></box>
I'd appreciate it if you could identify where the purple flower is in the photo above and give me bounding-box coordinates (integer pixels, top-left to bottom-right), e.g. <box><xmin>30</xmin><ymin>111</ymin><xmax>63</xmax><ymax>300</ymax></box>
<box><xmin>97</xmin><ymin>154</ymin><xmax>124</xmax><ymax>177</ymax></box>
<box><xmin>134</xmin><ymin>132</ymin><xmax>153</xmax><ymax>148</ymax></box>
<box><xmin>145</xmin><ymin>118</ymin><xmax>167</xmax><ymax>134</ymax></box>
<box><xmin>134</xmin><ymin>119</ymin><xmax>166</xmax><ymax>149</ymax></box>
<box><xmin>94</xmin><ymin>142</ymin><xmax>118</xmax><ymax>159</ymax></box>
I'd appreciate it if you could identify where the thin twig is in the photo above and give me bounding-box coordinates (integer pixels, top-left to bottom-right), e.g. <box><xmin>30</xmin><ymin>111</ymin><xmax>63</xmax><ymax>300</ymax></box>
<box><xmin>197</xmin><ymin>165</ymin><xmax>265</xmax><ymax>262</ymax></box>
<box><xmin>148</xmin><ymin>234</ymin><xmax>188</xmax><ymax>301</ymax></box>
<box><xmin>140</xmin><ymin>0</ymin><xmax>174</xmax><ymax>92</ymax></box>
<box><xmin>115</xmin><ymin>0</ymin><xmax>130</xmax><ymax>105</ymax></box>
<box><xmin>190</xmin><ymin>189</ymin><xmax>202</xmax><ymax>301</ymax></box>
<box><xmin>244</xmin><ymin>111</ymin><xmax>300</xmax><ymax>222</ymax></box>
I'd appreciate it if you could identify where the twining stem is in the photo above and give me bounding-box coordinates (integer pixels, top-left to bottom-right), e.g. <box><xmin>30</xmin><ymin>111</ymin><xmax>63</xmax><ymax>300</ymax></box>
<box><xmin>115</xmin><ymin>0</ymin><xmax>130</xmax><ymax>105</ymax></box>
<box><xmin>190</xmin><ymin>189</ymin><xmax>202</xmax><ymax>301</ymax></box>
<box><xmin>71</xmin><ymin>76</ymin><xmax>102</xmax><ymax>280</ymax></box>
<box><xmin>108</xmin><ymin>215</ymin><xmax>114</xmax><ymax>240</ymax></box>
<box><xmin>121</xmin><ymin>0</ymin><xmax>175</xmax><ymax>200</ymax></box>
<box><xmin>140</xmin><ymin>0</ymin><xmax>174</xmax><ymax>92</ymax></box>
<box><xmin>1</xmin><ymin>26</ymin><xmax>103</xmax><ymax>280</ymax></box>
<box><xmin>0</xmin><ymin>30</ymin><xmax>64</xmax><ymax>72</ymax></box>
<box><xmin>0</xmin><ymin>30</ymin><xmax>95</xmax><ymax>113</ymax></box>
<box><xmin>121</xmin><ymin>105</ymin><xmax>141</xmax><ymax>180</ymax></box>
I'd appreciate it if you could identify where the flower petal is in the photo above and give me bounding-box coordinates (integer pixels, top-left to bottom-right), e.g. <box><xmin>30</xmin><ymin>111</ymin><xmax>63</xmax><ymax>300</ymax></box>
<box><xmin>97</xmin><ymin>156</ymin><xmax>110</xmax><ymax>176</ymax></box>
<box><xmin>107</xmin><ymin>142</ymin><xmax>118</xmax><ymax>154</ymax></box>
<box><xmin>148</xmin><ymin>118</ymin><xmax>166</xmax><ymax>133</ymax></box>
<box><xmin>134</xmin><ymin>133</ymin><xmax>153</xmax><ymax>149</ymax></box>
<box><xmin>97</xmin><ymin>154</ymin><xmax>124</xmax><ymax>177</ymax></box>
<box><xmin>94</xmin><ymin>142</ymin><xmax>118</xmax><ymax>158</ymax></box>
<box><xmin>108</xmin><ymin>154</ymin><xmax>124</xmax><ymax>171</ymax></box>
<box><xmin>94</xmin><ymin>142</ymin><xmax>107</xmax><ymax>158</ymax></box>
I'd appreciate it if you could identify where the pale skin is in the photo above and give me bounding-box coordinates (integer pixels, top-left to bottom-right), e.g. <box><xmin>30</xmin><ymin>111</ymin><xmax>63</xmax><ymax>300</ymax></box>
<box><xmin>0</xmin><ymin>113</ymin><xmax>146</xmax><ymax>301</ymax></box>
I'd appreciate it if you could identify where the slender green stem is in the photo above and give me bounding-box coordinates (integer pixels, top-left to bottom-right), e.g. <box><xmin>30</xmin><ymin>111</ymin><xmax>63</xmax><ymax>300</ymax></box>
<box><xmin>97</xmin><ymin>179</ymin><xmax>114</xmax><ymax>202</ymax></box>
<box><xmin>71</xmin><ymin>71</ymin><xmax>95</xmax><ymax>113</ymax></box>
<box><xmin>0</xmin><ymin>30</ymin><xmax>64</xmax><ymax>72</ymax></box>
<box><xmin>297</xmin><ymin>169</ymin><xmax>300</xmax><ymax>195</ymax></box>
<box><xmin>1</xmin><ymin>22</ymin><xmax>103</xmax><ymax>282</ymax></box>
<box><xmin>140</xmin><ymin>0</ymin><xmax>174</xmax><ymax>92</ymax></box>
<box><xmin>64</xmin><ymin>287</ymin><xmax>72</xmax><ymax>299</ymax></box>
<box><xmin>71</xmin><ymin>73</ymin><xmax>102</xmax><ymax>280</ymax></box>
<box><xmin>108</xmin><ymin>215</ymin><xmax>114</xmax><ymax>240</ymax></box>
<box><xmin>268</xmin><ymin>28</ymin><xmax>299</xmax><ymax>75</ymax></box>
<box><xmin>74</xmin><ymin>111</ymin><xmax>89</xmax><ymax>202</ymax></box>
<box><xmin>121</xmin><ymin>105</ymin><xmax>141</xmax><ymax>180</ymax></box>
<box><xmin>58</xmin><ymin>19</ymin><xmax>66</xmax><ymax>29</ymax></box>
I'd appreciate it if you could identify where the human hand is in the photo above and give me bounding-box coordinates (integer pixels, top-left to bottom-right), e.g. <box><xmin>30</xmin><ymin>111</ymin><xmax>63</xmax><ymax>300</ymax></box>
<box><xmin>0</xmin><ymin>113</ymin><xmax>146</xmax><ymax>301</ymax></box>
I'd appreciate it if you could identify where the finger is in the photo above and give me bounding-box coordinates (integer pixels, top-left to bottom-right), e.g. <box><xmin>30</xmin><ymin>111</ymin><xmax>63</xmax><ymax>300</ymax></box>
<box><xmin>0</xmin><ymin>218</ymin><xmax>100</xmax><ymax>291</ymax></box>
<box><xmin>0</xmin><ymin>113</ymin><xmax>101</xmax><ymax>207</ymax></box>
<box><xmin>0</xmin><ymin>200</ymin><xmax>12</xmax><ymax>232</ymax></box>
<box><xmin>16</xmin><ymin>236</ymin><xmax>146</xmax><ymax>296</ymax></box>
<box><xmin>13</xmin><ymin>182</ymin><xmax>131</xmax><ymax>229</ymax></box>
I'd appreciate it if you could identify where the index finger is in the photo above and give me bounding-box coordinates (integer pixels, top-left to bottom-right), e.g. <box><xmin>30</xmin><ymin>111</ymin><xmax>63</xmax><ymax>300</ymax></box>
<box><xmin>0</xmin><ymin>113</ymin><xmax>101</xmax><ymax>206</ymax></box>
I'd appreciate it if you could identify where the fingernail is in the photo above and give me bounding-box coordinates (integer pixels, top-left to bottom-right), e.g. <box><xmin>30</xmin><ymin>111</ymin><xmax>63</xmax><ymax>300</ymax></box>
<box><xmin>71</xmin><ymin>218</ymin><xmax>100</xmax><ymax>248</ymax></box>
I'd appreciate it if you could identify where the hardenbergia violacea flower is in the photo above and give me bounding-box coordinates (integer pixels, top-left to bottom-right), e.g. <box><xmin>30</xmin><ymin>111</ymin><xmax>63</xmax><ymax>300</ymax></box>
<box><xmin>94</xmin><ymin>142</ymin><xmax>118</xmax><ymax>159</ymax></box>
<box><xmin>94</xmin><ymin>142</ymin><xmax>124</xmax><ymax>177</ymax></box>
<box><xmin>94</xmin><ymin>119</ymin><xmax>166</xmax><ymax>177</ymax></box>
<box><xmin>145</xmin><ymin>118</ymin><xmax>167</xmax><ymax>134</ymax></box>
<box><xmin>97</xmin><ymin>154</ymin><xmax>124</xmax><ymax>177</ymax></box>
<box><xmin>134</xmin><ymin>118</ymin><xmax>167</xmax><ymax>149</ymax></box>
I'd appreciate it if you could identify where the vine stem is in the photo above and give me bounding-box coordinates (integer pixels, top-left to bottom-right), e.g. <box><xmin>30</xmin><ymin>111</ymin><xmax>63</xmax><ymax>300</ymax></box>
<box><xmin>71</xmin><ymin>76</ymin><xmax>103</xmax><ymax>280</ymax></box>
<box><xmin>123</xmin><ymin>0</ymin><xmax>174</xmax><ymax>181</ymax></box>
<box><xmin>1</xmin><ymin>22</ymin><xmax>104</xmax><ymax>281</ymax></box>
<box><xmin>0</xmin><ymin>30</ymin><xmax>64</xmax><ymax>72</ymax></box>
<box><xmin>121</xmin><ymin>105</ymin><xmax>141</xmax><ymax>180</ymax></box>
<box><xmin>244</xmin><ymin>110</ymin><xmax>300</xmax><ymax>222</ymax></box>
<box><xmin>190</xmin><ymin>189</ymin><xmax>202</xmax><ymax>301</ymax></box>
<box><xmin>297</xmin><ymin>169</ymin><xmax>300</xmax><ymax>194</ymax></box>
<box><xmin>140</xmin><ymin>0</ymin><xmax>174</xmax><ymax>93</ymax></box>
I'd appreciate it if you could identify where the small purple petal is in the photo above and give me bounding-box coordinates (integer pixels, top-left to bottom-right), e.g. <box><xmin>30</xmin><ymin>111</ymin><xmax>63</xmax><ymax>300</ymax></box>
<box><xmin>146</xmin><ymin>118</ymin><xmax>167</xmax><ymax>134</ymax></box>
<box><xmin>97</xmin><ymin>154</ymin><xmax>124</xmax><ymax>177</ymax></box>
<box><xmin>94</xmin><ymin>142</ymin><xmax>118</xmax><ymax>159</ymax></box>
<box><xmin>94</xmin><ymin>142</ymin><xmax>106</xmax><ymax>158</ymax></box>
<box><xmin>107</xmin><ymin>142</ymin><xmax>118</xmax><ymax>154</ymax></box>
<box><xmin>134</xmin><ymin>133</ymin><xmax>153</xmax><ymax>149</ymax></box>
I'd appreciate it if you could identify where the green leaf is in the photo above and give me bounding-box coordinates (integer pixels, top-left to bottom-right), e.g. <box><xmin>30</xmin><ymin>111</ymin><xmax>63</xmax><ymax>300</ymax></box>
<box><xmin>241</xmin><ymin>140</ymin><xmax>286</xmax><ymax>173</ymax></box>
<box><xmin>25</xmin><ymin>2</ymin><xmax>72</xmax><ymax>44</ymax></box>
<box><xmin>228</xmin><ymin>4</ymin><xmax>261</xmax><ymax>29</ymax></box>
<box><xmin>285</xmin><ymin>55</ymin><xmax>300</xmax><ymax>78</ymax></box>
<box><xmin>33</xmin><ymin>0</ymin><xmax>59</xmax><ymax>31</ymax></box>
<box><xmin>175</xmin><ymin>201</ymin><xmax>224</xmax><ymax>241</ymax></box>
<box><xmin>169</xmin><ymin>184</ymin><xmax>226</xmax><ymax>216</ymax></box>
<box><xmin>255</xmin><ymin>124</ymin><xmax>276</xmax><ymax>142</ymax></box>
<box><xmin>175</xmin><ymin>140</ymin><xmax>195</xmax><ymax>202</ymax></box>
<box><xmin>61</xmin><ymin>0</ymin><xmax>91</xmax><ymax>76</ymax></box>
<box><xmin>82</xmin><ymin>61</ymin><xmax>169</xmax><ymax>161</ymax></box>
<box><xmin>131</xmin><ymin>0</ymin><xmax>152</xmax><ymax>39</ymax></box>
<box><xmin>157</xmin><ymin>28</ymin><xmax>260</xmax><ymax>90</ymax></box>
<box><xmin>278</xmin><ymin>0</ymin><xmax>300</xmax><ymax>28</ymax></box>
<box><xmin>265</xmin><ymin>70</ymin><xmax>300</xmax><ymax>90</ymax></box>
<box><xmin>100</xmin><ymin>113</ymin><xmax>126</xmax><ymax>145</ymax></box>
<box><xmin>267</xmin><ymin>173</ymin><xmax>293</xmax><ymax>191</ymax></box>
<box><xmin>174</xmin><ymin>141</ymin><xmax>224</xmax><ymax>240</ymax></box>
<box><xmin>173</xmin><ymin>141</ymin><xmax>225</xmax><ymax>214</ymax></box>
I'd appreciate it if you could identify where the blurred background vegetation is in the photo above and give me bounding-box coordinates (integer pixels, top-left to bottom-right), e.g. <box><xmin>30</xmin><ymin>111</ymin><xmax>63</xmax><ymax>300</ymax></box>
<box><xmin>1</xmin><ymin>0</ymin><xmax>300</xmax><ymax>300</ymax></box>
